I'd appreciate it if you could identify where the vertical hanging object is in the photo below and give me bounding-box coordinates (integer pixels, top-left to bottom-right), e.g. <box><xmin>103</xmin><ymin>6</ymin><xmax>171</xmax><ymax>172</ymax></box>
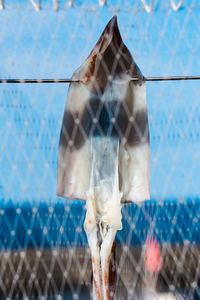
<box><xmin>57</xmin><ymin>16</ymin><xmax>150</xmax><ymax>203</ymax></box>
<box><xmin>57</xmin><ymin>16</ymin><xmax>150</xmax><ymax>299</ymax></box>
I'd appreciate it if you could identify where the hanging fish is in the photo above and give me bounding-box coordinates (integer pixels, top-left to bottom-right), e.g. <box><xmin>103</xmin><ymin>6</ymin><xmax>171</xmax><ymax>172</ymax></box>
<box><xmin>57</xmin><ymin>16</ymin><xmax>150</xmax><ymax>300</ymax></box>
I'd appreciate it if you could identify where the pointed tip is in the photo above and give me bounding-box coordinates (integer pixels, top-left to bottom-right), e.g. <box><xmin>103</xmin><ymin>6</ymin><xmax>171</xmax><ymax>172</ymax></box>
<box><xmin>105</xmin><ymin>15</ymin><xmax>119</xmax><ymax>36</ymax></box>
<box><xmin>108</xmin><ymin>15</ymin><xmax>118</xmax><ymax>26</ymax></box>
<box><xmin>93</xmin><ymin>15</ymin><xmax>121</xmax><ymax>53</ymax></box>
<box><xmin>86</xmin><ymin>15</ymin><xmax>121</xmax><ymax>58</ymax></box>
<box><xmin>79</xmin><ymin>14</ymin><xmax>143</xmax><ymax>86</ymax></box>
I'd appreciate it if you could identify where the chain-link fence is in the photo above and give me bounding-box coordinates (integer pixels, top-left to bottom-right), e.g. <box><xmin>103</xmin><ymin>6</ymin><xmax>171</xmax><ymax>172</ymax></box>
<box><xmin>0</xmin><ymin>1</ymin><xmax>200</xmax><ymax>299</ymax></box>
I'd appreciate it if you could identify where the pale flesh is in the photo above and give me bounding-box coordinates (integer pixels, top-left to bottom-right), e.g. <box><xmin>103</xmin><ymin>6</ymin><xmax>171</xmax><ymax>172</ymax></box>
<box><xmin>84</xmin><ymin>137</ymin><xmax>122</xmax><ymax>299</ymax></box>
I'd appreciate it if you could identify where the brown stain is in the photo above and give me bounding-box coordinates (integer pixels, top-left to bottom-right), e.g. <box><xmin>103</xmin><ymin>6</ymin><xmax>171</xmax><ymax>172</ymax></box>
<box><xmin>93</xmin><ymin>278</ymin><xmax>101</xmax><ymax>300</ymax></box>
<box><xmin>102</xmin><ymin>262</ymin><xmax>109</xmax><ymax>299</ymax></box>
<box><xmin>105</xmin><ymin>283</ymin><xmax>109</xmax><ymax>299</ymax></box>
<box><xmin>85</xmin><ymin>16</ymin><xmax>117</xmax><ymax>60</ymax></box>
<box><xmin>89</xmin><ymin>219</ymin><xmax>92</xmax><ymax>224</ymax></box>
<box><xmin>82</xmin><ymin>16</ymin><xmax>123</xmax><ymax>87</ymax></box>
<box><xmin>105</xmin><ymin>269</ymin><xmax>108</xmax><ymax>283</ymax></box>
<box><xmin>91</xmin><ymin>251</ymin><xmax>115</xmax><ymax>300</ymax></box>
<box><xmin>83</xmin><ymin>54</ymin><xmax>97</xmax><ymax>84</ymax></box>
<box><xmin>105</xmin><ymin>281</ymin><xmax>109</xmax><ymax>299</ymax></box>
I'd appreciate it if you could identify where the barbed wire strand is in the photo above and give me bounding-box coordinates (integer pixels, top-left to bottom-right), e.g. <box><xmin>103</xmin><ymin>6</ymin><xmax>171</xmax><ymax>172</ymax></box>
<box><xmin>0</xmin><ymin>76</ymin><xmax>200</xmax><ymax>83</ymax></box>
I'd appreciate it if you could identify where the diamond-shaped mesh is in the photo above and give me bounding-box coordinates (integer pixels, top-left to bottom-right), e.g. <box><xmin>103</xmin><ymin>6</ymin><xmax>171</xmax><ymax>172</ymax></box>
<box><xmin>0</xmin><ymin>1</ymin><xmax>200</xmax><ymax>299</ymax></box>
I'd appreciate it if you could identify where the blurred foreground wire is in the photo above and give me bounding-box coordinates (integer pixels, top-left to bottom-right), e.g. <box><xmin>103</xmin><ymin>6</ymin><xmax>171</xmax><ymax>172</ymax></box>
<box><xmin>0</xmin><ymin>75</ymin><xmax>200</xmax><ymax>83</ymax></box>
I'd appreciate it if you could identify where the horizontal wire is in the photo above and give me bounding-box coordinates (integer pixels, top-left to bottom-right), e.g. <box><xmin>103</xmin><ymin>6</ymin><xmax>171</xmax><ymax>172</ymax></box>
<box><xmin>0</xmin><ymin>76</ymin><xmax>200</xmax><ymax>83</ymax></box>
<box><xmin>0</xmin><ymin>79</ymin><xmax>77</xmax><ymax>83</ymax></box>
<box><xmin>143</xmin><ymin>75</ymin><xmax>200</xmax><ymax>81</ymax></box>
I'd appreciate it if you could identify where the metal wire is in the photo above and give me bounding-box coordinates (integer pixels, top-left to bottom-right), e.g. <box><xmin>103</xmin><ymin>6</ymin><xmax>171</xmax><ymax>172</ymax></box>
<box><xmin>143</xmin><ymin>75</ymin><xmax>200</xmax><ymax>81</ymax></box>
<box><xmin>0</xmin><ymin>76</ymin><xmax>200</xmax><ymax>83</ymax></box>
<box><xmin>0</xmin><ymin>79</ymin><xmax>76</xmax><ymax>83</ymax></box>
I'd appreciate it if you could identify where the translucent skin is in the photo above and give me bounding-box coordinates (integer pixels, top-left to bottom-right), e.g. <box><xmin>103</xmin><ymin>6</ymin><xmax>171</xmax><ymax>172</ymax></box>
<box><xmin>57</xmin><ymin>16</ymin><xmax>150</xmax><ymax>204</ymax></box>
<box><xmin>57</xmin><ymin>15</ymin><xmax>150</xmax><ymax>300</ymax></box>
<box><xmin>84</xmin><ymin>137</ymin><xmax>121</xmax><ymax>300</ymax></box>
